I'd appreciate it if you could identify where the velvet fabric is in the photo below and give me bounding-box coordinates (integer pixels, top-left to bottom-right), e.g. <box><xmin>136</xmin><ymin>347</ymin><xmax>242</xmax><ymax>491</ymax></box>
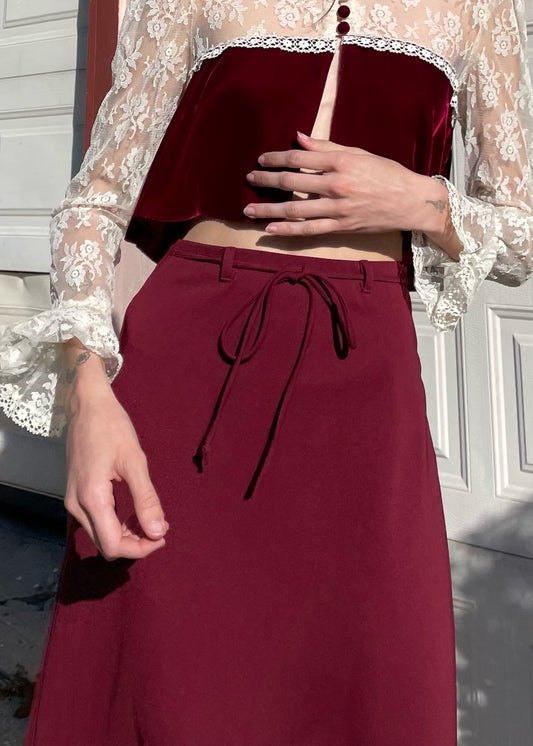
<box><xmin>125</xmin><ymin>45</ymin><xmax>454</xmax><ymax>262</ymax></box>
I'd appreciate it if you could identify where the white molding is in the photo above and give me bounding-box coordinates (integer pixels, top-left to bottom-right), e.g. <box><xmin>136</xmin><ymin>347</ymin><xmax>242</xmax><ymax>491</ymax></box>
<box><xmin>3</xmin><ymin>0</ymin><xmax>78</xmax><ymax>28</ymax></box>
<box><xmin>0</xmin><ymin>210</ymin><xmax>52</xmax><ymax>218</ymax></box>
<box><xmin>0</xmin><ymin>105</ymin><xmax>73</xmax><ymax>120</ymax></box>
<box><xmin>512</xmin><ymin>334</ymin><xmax>533</xmax><ymax>474</ymax></box>
<box><xmin>486</xmin><ymin>305</ymin><xmax>533</xmax><ymax>503</ymax></box>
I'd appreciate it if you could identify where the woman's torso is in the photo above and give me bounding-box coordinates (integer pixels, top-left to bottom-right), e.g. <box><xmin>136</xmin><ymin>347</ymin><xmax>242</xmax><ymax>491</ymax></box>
<box><xmin>183</xmin><ymin>39</ymin><xmax>402</xmax><ymax>261</ymax></box>
<box><xmin>125</xmin><ymin>0</ymin><xmax>474</xmax><ymax>264</ymax></box>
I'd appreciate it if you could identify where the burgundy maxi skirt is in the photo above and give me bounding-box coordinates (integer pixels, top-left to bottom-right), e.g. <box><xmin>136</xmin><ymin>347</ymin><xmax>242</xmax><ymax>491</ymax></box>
<box><xmin>25</xmin><ymin>239</ymin><xmax>457</xmax><ymax>746</ymax></box>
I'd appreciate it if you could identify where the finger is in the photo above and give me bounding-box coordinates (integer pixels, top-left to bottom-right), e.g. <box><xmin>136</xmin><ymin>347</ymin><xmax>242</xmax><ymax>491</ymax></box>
<box><xmin>107</xmin><ymin>532</ymin><xmax>167</xmax><ymax>560</ymax></box>
<box><xmin>246</xmin><ymin>170</ymin><xmax>335</xmax><ymax>196</ymax></box>
<box><xmin>64</xmin><ymin>493</ymin><xmax>99</xmax><ymax>547</ymax></box>
<box><xmin>265</xmin><ymin>217</ymin><xmax>344</xmax><ymax>236</ymax></box>
<box><xmin>87</xmin><ymin>516</ymin><xmax>168</xmax><ymax>561</ymax></box>
<box><xmin>296</xmin><ymin>132</ymin><xmax>347</xmax><ymax>152</ymax></box>
<box><xmin>82</xmin><ymin>484</ymin><xmax>129</xmax><ymax>557</ymax></box>
<box><xmin>122</xmin><ymin>453</ymin><xmax>169</xmax><ymax>541</ymax></box>
<box><xmin>244</xmin><ymin>197</ymin><xmax>343</xmax><ymax>222</ymax></box>
<box><xmin>85</xmin><ymin>498</ymin><xmax>167</xmax><ymax>560</ymax></box>
<box><xmin>67</xmin><ymin>497</ymin><xmax>156</xmax><ymax>561</ymax></box>
<box><xmin>258</xmin><ymin>149</ymin><xmax>338</xmax><ymax>172</ymax></box>
<box><xmin>296</xmin><ymin>132</ymin><xmax>368</xmax><ymax>156</ymax></box>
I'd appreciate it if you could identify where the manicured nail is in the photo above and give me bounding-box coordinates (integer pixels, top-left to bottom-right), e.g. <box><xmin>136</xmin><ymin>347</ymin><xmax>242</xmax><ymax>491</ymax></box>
<box><xmin>297</xmin><ymin>131</ymin><xmax>310</xmax><ymax>140</ymax></box>
<box><xmin>258</xmin><ymin>154</ymin><xmax>265</xmax><ymax>165</ymax></box>
<box><xmin>246</xmin><ymin>171</ymin><xmax>255</xmax><ymax>182</ymax></box>
<box><xmin>243</xmin><ymin>205</ymin><xmax>256</xmax><ymax>217</ymax></box>
<box><xmin>266</xmin><ymin>224</ymin><xmax>278</xmax><ymax>233</ymax></box>
<box><xmin>148</xmin><ymin>520</ymin><xmax>165</xmax><ymax>536</ymax></box>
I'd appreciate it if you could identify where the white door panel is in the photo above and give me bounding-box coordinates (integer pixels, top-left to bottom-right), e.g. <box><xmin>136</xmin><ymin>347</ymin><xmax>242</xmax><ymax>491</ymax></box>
<box><xmin>0</xmin><ymin>0</ymin><xmax>86</xmax><ymax>272</ymax></box>
<box><xmin>420</xmin><ymin>278</ymin><xmax>533</xmax><ymax>559</ymax></box>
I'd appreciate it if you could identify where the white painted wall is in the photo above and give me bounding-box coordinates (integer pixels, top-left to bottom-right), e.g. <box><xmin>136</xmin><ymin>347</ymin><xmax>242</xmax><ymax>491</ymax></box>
<box><xmin>0</xmin><ymin>0</ymin><xmax>89</xmax><ymax>496</ymax></box>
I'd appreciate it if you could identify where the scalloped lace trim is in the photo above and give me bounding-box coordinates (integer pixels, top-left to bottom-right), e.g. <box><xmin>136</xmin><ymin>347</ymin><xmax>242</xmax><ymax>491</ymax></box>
<box><xmin>190</xmin><ymin>34</ymin><xmax>458</xmax><ymax>114</ymax></box>
<box><xmin>0</xmin><ymin>297</ymin><xmax>122</xmax><ymax>437</ymax></box>
<box><xmin>0</xmin><ymin>369</ymin><xmax>64</xmax><ymax>438</ymax></box>
<box><xmin>190</xmin><ymin>34</ymin><xmax>337</xmax><ymax>74</ymax></box>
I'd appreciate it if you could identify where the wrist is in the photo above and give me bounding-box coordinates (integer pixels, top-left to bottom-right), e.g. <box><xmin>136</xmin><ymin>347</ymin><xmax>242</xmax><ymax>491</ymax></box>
<box><xmin>406</xmin><ymin>173</ymin><xmax>464</xmax><ymax>261</ymax></box>
<box><xmin>64</xmin><ymin>371</ymin><xmax>115</xmax><ymax>424</ymax></box>
<box><xmin>59</xmin><ymin>339</ymin><xmax>113</xmax><ymax>414</ymax></box>
<box><xmin>408</xmin><ymin>173</ymin><xmax>449</xmax><ymax>235</ymax></box>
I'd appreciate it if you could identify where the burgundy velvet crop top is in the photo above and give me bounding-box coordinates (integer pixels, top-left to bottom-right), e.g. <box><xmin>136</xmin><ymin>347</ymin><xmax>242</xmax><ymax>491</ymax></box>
<box><xmin>124</xmin><ymin>44</ymin><xmax>455</xmax><ymax>263</ymax></box>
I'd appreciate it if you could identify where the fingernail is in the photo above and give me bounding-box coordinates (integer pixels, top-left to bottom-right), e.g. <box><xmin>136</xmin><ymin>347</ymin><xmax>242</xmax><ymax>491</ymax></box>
<box><xmin>297</xmin><ymin>131</ymin><xmax>310</xmax><ymax>140</ymax></box>
<box><xmin>243</xmin><ymin>205</ymin><xmax>256</xmax><ymax>216</ymax></box>
<box><xmin>266</xmin><ymin>224</ymin><xmax>278</xmax><ymax>233</ymax></box>
<box><xmin>148</xmin><ymin>520</ymin><xmax>165</xmax><ymax>536</ymax></box>
<box><xmin>246</xmin><ymin>172</ymin><xmax>255</xmax><ymax>183</ymax></box>
<box><xmin>258</xmin><ymin>154</ymin><xmax>265</xmax><ymax>165</ymax></box>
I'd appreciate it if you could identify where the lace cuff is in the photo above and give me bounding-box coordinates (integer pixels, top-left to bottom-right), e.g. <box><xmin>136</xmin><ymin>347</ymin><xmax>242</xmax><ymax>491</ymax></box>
<box><xmin>411</xmin><ymin>174</ymin><xmax>504</xmax><ymax>331</ymax></box>
<box><xmin>0</xmin><ymin>296</ymin><xmax>122</xmax><ymax>437</ymax></box>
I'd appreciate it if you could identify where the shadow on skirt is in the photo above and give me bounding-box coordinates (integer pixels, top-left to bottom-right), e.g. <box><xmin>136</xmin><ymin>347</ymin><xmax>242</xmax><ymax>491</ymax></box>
<box><xmin>25</xmin><ymin>239</ymin><xmax>457</xmax><ymax>746</ymax></box>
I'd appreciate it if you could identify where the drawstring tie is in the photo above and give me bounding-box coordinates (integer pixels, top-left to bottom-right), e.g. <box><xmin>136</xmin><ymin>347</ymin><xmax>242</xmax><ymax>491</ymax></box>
<box><xmin>192</xmin><ymin>269</ymin><xmax>357</xmax><ymax>500</ymax></box>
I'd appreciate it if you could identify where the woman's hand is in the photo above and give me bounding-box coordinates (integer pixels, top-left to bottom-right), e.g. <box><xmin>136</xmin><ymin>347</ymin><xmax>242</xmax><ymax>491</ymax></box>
<box><xmin>243</xmin><ymin>132</ymin><xmax>463</xmax><ymax>259</ymax></box>
<box><xmin>62</xmin><ymin>342</ymin><xmax>169</xmax><ymax>561</ymax></box>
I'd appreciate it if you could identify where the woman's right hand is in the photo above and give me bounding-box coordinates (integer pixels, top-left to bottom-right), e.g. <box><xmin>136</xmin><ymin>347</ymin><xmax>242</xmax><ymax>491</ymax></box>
<box><xmin>62</xmin><ymin>339</ymin><xmax>169</xmax><ymax>561</ymax></box>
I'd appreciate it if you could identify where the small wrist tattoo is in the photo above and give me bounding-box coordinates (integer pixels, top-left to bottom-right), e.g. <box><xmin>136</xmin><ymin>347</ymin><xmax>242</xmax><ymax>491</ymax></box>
<box><xmin>62</xmin><ymin>351</ymin><xmax>91</xmax><ymax>385</ymax></box>
<box><xmin>425</xmin><ymin>199</ymin><xmax>447</xmax><ymax>213</ymax></box>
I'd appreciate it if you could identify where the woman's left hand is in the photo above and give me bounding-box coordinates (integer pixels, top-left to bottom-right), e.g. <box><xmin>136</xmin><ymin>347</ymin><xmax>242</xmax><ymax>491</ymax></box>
<box><xmin>243</xmin><ymin>131</ymin><xmax>447</xmax><ymax>238</ymax></box>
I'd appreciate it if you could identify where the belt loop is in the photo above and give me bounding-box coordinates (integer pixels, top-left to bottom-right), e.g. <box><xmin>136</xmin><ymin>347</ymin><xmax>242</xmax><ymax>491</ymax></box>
<box><xmin>361</xmin><ymin>260</ymin><xmax>373</xmax><ymax>294</ymax></box>
<box><xmin>219</xmin><ymin>245</ymin><xmax>236</xmax><ymax>282</ymax></box>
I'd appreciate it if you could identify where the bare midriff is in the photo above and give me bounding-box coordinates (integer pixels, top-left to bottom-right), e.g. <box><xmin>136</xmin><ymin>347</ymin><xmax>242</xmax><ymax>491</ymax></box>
<box><xmin>182</xmin><ymin>218</ymin><xmax>403</xmax><ymax>262</ymax></box>
<box><xmin>182</xmin><ymin>39</ymin><xmax>404</xmax><ymax>264</ymax></box>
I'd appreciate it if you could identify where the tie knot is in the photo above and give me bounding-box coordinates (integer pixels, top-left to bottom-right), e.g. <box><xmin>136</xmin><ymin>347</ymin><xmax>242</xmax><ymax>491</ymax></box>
<box><xmin>286</xmin><ymin>271</ymin><xmax>307</xmax><ymax>285</ymax></box>
<box><xmin>193</xmin><ymin>266</ymin><xmax>358</xmax><ymax>500</ymax></box>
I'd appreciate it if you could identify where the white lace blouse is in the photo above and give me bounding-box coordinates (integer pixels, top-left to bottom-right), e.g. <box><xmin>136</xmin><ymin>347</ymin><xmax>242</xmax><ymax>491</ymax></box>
<box><xmin>1</xmin><ymin>0</ymin><xmax>533</xmax><ymax>437</ymax></box>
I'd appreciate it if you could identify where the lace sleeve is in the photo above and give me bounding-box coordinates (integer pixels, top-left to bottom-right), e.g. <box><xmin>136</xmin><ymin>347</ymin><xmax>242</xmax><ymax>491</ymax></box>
<box><xmin>411</xmin><ymin>0</ymin><xmax>533</xmax><ymax>331</ymax></box>
<box><xmin>0</xmin><ymin>0</ymin><xmax>195</xmax><ymax>437</ymax></box>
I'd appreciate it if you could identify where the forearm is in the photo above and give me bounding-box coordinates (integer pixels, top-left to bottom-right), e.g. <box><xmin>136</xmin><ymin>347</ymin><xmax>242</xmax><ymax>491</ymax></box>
<box><xmin>408</xmin><ymin>173</ymin><xmax>464</xmax><ymax>261</ymax></box>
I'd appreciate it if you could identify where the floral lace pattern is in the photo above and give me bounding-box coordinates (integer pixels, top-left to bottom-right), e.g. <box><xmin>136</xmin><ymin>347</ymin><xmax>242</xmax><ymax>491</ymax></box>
<box><xmin>1</xmin><ymin>0</ymin><xmax>532</xmax><ymax>437</ymax></box>
<box><xmin>0</xmin><ymin>296</ymin><xmax>120</xmax><ymax>436</ymax></box>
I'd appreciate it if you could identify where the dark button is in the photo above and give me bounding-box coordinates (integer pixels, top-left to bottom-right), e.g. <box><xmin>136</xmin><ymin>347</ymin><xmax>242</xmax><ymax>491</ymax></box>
<box><xmin>336</xmin><ymin>20</ymin><xmax>350</xmax><ymax>34</ymax></box>
<box><xmin>337</xmin><ymin>4</ymin><xmax>350</xmax><ymax>18</ymax></box>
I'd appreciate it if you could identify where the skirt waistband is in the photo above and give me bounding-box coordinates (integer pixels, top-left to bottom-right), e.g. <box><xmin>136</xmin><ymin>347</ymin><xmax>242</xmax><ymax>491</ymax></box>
<box><xmin>173</xmin><ymin>238</ymin><xmax>412</xmax><ymax>500</ymax></box>
<box><xmin>168</xmin><ymin>238</ymin><xmax>412</xmax><ymax>287</ymax></box>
